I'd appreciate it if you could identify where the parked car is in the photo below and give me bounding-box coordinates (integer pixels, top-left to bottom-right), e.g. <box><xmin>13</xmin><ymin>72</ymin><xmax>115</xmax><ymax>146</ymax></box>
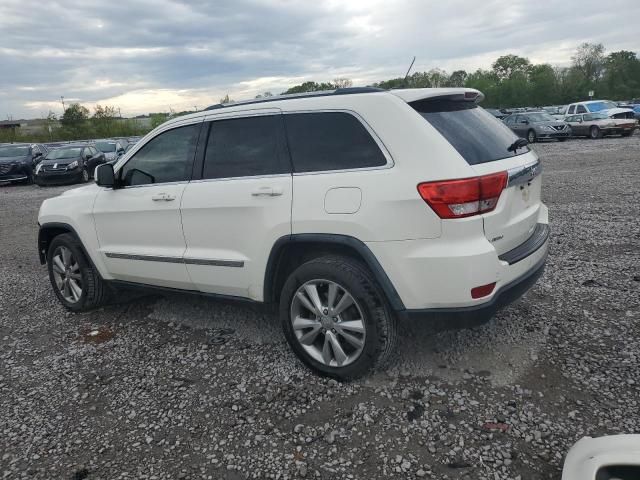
<box><xmin>485</xmin><ymin>108</ymin><xmax>507</xmax><ymax>120</ymax></box>
<box><xmin>35</xmin><ymin>144</ymin><xmax>106</xmax><ymax>186</ymax></box>
<box><xmin>93</xmin><ymin>139</ymin><xmax>127</xmax><ymax>163</ymax></box>
<box><xmin>618</xmin><ymin>104</ymin><xmax>640</xmax><ymax>122</ymax></box>
<box><xmin>37</xmin><ymin>87</ymin><xmax>549</xmax><ymax>379</ymax></box>
<box><xmin>0</xmin><ymin>143</ymin><xmax>48</xmax><ymax>184</ymax></box>
<box><xmin>503</xmin><ymin>112</ymin><xmax>571</xmax><ymax>143</ymax></box>
<box><xmin>564</xmin><ymin>100</ymin><xmax>634</xmax><ymax>120</ymax></box>
<box><xmin>564</xmin><ymin>112</ymin><xmax>636</xmax><ymax>139</ymax></box>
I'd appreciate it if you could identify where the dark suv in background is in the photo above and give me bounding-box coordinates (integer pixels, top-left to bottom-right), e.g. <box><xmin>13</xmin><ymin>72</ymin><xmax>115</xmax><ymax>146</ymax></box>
<box><xmin>0</xmin><ymin>143</ymin><xmax>48</xmax><ymax>185</ymax></box>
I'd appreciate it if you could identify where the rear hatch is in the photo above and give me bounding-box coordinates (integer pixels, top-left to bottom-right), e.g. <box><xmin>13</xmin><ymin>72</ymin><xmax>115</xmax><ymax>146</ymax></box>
<box><xmin>402</xmin><ymin>89</ymin><xmax>543</xmax><ymax>256</ymax></box>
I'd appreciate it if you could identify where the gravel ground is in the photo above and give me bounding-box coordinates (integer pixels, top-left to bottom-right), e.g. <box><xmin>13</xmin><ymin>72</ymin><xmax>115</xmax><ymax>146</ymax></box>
<box><xmin>1</xmin><ymin>135</ymin><xmax>639</xmax><ymax>480</ymax></box>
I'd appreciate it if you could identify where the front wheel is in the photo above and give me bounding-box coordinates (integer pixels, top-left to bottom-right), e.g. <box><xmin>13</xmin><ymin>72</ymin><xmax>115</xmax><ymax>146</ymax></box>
<box><xmin>621</xmin><ymin>130</ymin><xmax>633</xmax><ymax>137</ymax></box>
<box><xmin>81</xmin><ymin>167</ymin><xmax>89</xmax><ymax>183</ymax></box>
<box><xmin>557</xmin><ymin>137</ymin><xmax>567</xmax><ymax>142</ymax></box>
<box><xmin>280</xmin><ymin>256</ymin><xmax>397</xmax><ymax>379</ymax></box>
<box><xmin>47</xmin><ymin>233</ymin><xmax>109</xmax><ymax>311</ymax></box>
<box><xmin>527</xmin><ymin>130</ymin><xmax>537</xmax><ymax>143</ymax></box>
<box><xmin>590</xmin><ymin>126</ymin><xmax>602</xmax><ymax>139</ymax></box>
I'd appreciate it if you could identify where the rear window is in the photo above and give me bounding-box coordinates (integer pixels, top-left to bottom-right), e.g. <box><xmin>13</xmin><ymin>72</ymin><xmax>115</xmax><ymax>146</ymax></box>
<box><xmin>413</xmin><ymin>100</ymin><xmax>529</xmax><ymax>165</ymax></box>
<box><xmin>284</xmin><ymin>112</ymin><xmax>387</xmax><ymax>173</ymax></box>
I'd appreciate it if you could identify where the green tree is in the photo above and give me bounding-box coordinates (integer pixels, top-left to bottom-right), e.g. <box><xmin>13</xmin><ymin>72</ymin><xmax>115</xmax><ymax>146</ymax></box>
<box><xmin>448</xmin><ymin>70</ymin><xmax>468</xmax><ymax>87</ymax></box>
<box><xmin>60</xmin><ymin>103</ymin><xmax>90</xmax><ymax>128</ymax></box>
<box><xmin>602</xmin><ymin>50</ymin><xmax>640</xmax><ymax>99</ymax></box>
<box><xmin>492</xmin><ymin>55</ymin><xmax>531</xmax><ymax>81</ymax></box>
<box><xmin>220</xmin><ymin>94</ymin><xmax>234</xmax><ymax>104</ymax></box>
<box><xmin>571</xmin><ymin>42</ymin><xmax>605</xmax><ymax>85</ymax></box>
<box><xmin>333</xmin><ymin>77</ymin><xmax>353</xmax><ymax>88</ymax></box>
<box><xmin>282</xmin><ymin>81</ymin><xmax>335</xmax><ymax>94</ymax></box>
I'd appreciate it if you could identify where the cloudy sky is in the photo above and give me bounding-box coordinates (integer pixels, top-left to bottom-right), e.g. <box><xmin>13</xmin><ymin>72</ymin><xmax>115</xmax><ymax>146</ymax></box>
<box><xmin>1</xmin><ymin>0</ymin><xmax>638</xmax><ymax>119</ymax></box>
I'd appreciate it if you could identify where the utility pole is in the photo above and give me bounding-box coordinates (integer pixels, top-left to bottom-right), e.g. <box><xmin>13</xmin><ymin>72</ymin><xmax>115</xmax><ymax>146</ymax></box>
<box><xmin>60</xmin><ymin>96</ymin><xmax>66</xmax><ymax>114</ymax></box>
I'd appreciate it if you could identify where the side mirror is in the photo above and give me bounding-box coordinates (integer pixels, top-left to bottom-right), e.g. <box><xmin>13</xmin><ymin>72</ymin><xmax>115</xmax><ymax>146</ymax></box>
<box><xmin>33</xmin><ymin>151</ymin><xmax>42</xmax><ymax>158</ymax></box>
<box><xmin>86</xmin><ymin>154</ymin><xmax>93</xmax><ymax>160</ymax></box>
<box><xmin>95</xmin><ymin>163</ymin><xmax>115</xmax><ymax>188</ymax></box>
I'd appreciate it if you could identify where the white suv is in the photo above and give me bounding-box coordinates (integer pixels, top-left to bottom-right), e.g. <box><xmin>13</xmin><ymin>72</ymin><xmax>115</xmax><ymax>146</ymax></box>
<box><xmin>38</xmin><ymin>87</ymin><xmax>549</xmax><ymax>379</ymax></box>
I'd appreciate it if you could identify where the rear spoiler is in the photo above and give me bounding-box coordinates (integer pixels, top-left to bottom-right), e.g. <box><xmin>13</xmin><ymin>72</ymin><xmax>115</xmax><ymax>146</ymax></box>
<box><xmin>389</xmin><ymin>88</ymin><xmax>484</xmax><ymax>104</ymax></box>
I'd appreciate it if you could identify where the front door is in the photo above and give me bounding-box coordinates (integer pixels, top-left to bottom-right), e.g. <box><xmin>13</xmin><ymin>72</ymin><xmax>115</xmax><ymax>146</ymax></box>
<box><xmin>180</xmin><ymin>111</ymin><xmax>292</xmax><ymax>300</ymax></box>
<box><xmin>93</xmin><ymin>121</ymin><xmax>202</xmax><ymax>289</ymax></box>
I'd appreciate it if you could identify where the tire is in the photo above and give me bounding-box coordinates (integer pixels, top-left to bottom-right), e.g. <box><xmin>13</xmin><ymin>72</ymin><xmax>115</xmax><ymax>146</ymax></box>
<box><xmin>527</xmin><ymin>130</ymin><xmax>537</xmax><ymax>143</ymax></box>
<box><xmin>557</xmin><ymin>137</ymin><xmax>567</xmax><ymax>142</ymax></box>
<box><xmin>280</xmin><ymin>255</ymin><xmax>398</xmax><ymax>380</ymax></box>
<box><xmin>590</xmin><ymin>126</ymin><xmax>602</xmax><ymax>139</ymax></box>
<box><xmin>47</xmin><ymin>233</ymin><xmax>109</xmax><ymax>312</ymax></box>
<box><xmin>621</xmin><ymin>130</ymin><xmax>633</xmax><ymax>137</ymax></box>
<box><xmin>81</xmin><ymin>167</ymin><xmax>89</xmax><ymax>183</ymax></box>
<box><xmin>24</xmin><ymin>170</ymin><xmax>34</xmax><ymax>185</ymax></box>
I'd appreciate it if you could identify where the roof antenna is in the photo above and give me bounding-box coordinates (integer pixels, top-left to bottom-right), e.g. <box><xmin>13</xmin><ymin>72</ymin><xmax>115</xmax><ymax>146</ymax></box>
<box><xmin>403</xmin><ymin>56</ymin><xmax>416</xmax><ymax>87</ymax></box>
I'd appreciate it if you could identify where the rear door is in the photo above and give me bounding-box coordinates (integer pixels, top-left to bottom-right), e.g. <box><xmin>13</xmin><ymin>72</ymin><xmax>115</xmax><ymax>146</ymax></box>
<box><xmin>412</xmin><ymin>97</ymin><xmax>544</xmax><ymax>256</ymax></box>
<box><xmin>180</xmin><ymin>110</ymin><xmax>292</xmax><ymax>299</ymax></box>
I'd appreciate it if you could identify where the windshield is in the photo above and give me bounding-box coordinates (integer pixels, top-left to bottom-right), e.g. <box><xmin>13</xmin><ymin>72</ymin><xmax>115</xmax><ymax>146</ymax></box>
<box><xmin>95</xmin><ymin>142</ymin><xmax>116</xmax><ymax>153</ymax></box>
<box><xmin>588</xmin><ymin>101</ymin><xmax>617</xmax><ymax>112</ymax></box>
<box><xmin>0</xmin><ymin>146</ymin><xmax>29</xmax><ymax>157</ymax></box>
<box><xmin>413</xmin><ymin>101</ymin><xmax>528</xmax><ymax>165</ymax></box>
<box><xmin>584</xmin><ymin>113</ymin><xmax>608</xmax><ymax>121</ymax></box>
<box><xmin>45</xmin><ymin>147</ymin><xmax>82</xmax><ymax>160</ymax></box>
<box><xmin>527</xmin><ymin>113</ymin><xmax>555</xmax><ymax>122</ymax></box>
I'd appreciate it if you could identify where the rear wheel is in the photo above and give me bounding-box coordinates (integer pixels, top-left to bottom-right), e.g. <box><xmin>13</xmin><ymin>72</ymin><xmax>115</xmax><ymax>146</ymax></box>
<box><xmin>621</xmin><ymin>130</ymin><xmax>633</xmax><ymax>137</ymax></box>
<box><xmin>47</xmin><ymin>233</ymin><xmax>109</xmax><ymax>311</ymax></box>
<box><xmin>527</xmin><ymin>130</ymin><xmax>537</xmax><ymax>143</ymax></box>
<box><xmin>590</xmin><ymin>126</ymin><xmax>602</xmax><ymax>139</ymax></box>
<box><xmin>280</xmin><ymin>256</ymin><xmax>397</xmax><ymax>379</ymax></box>
<box><xmin>557</xmin><ymin>137</ymin><xmax>567</xmax><ymax>142</ymax></box>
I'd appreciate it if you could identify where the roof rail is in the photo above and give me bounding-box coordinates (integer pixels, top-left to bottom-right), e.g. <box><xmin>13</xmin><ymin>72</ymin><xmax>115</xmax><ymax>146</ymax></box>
<box><xmin>204</xmin><ymin>87</ymin><xmax>385</xmax><ymax>111</ymax></box>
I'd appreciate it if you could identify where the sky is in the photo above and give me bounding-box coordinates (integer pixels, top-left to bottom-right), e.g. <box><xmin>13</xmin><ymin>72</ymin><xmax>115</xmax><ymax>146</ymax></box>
<box><xmin>1</xmin><ymin>0</ymin><xmax>639</xmax><ymax>119</ymax></box>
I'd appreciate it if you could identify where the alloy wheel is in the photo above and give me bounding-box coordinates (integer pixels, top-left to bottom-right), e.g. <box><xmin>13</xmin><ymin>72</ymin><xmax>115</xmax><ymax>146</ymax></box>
<box><xmin>290</xmin><ymin>279</ymin><xmax>366</xmax><ymax>367</ymax></box>
<box><xmin>51</xmin><ymin>246</ymin><xmax>83</xmax><ymax>303</ymax></box>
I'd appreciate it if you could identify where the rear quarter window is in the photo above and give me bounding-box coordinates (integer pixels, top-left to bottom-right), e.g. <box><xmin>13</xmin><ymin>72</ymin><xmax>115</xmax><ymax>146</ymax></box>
<box><xmin>412</xmin><ymin>100</ymin><xmax>529</xmax><ymax>165</ymax></box>
<box><xmin>284</xmin><ymin>112</ymin><xmax>387</xmax><ymax>173</ymax></box>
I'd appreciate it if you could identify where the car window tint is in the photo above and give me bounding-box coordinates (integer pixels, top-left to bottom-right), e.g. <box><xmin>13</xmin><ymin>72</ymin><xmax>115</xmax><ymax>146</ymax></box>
<box><xmin>202</xmin><ymin>115</ymin><xmax>289</xmax><ymax>179</ymax></box>
<box><xmin>120</xmin><ymin>123</ymin><xmax>200</xmax><ymax>186</ymax></box>
<box><xmin>413</xmin><ymin>99</ymin><xmax>528</xmax><ymax>165</ymax></box>
<box><xmin>284</xmin><ymin>112</ymin><xmax>386</xmax><ymax>173</ymax></box>
<box><xmin>568</xmin><ymin>105</ymin><xmax>576</xmax><ymax>114</ymax></box>
<box><xmin>577</xmin><ymin>105</ymin><xmax>587</xmax><ymax>114</ymax></box>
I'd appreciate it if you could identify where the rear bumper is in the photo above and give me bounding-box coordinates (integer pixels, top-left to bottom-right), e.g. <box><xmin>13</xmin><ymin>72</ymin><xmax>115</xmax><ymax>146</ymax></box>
<box><xmin>398</xmin><ymin>250</ymin><xmax>547</xmax><ymax>328</ymax></box>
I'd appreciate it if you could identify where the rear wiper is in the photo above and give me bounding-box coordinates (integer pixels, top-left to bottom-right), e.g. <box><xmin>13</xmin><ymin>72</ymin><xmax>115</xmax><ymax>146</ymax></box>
<box><xmin>508</xmin><ymin>138</ymin><xmax>529</xmax><ymax>153</ymax></box>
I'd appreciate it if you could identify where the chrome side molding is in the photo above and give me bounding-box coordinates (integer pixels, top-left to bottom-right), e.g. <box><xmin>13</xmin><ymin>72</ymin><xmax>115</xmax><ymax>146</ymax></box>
<box><xmin>105</xmin><ymin>252</ymin><xmax>244</xmax><ymax>268</ymax></box>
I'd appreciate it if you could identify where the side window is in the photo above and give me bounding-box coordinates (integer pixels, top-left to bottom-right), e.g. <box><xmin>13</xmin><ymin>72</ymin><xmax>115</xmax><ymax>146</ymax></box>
<box><xmin>504</xmin><ymin>116</ymin><xmax>514</xmax><ymax>125</ymax></box>
<box><xmin>577</xmin><ymin>105</ymin><xmax>587</xmax><ymax>114</ymax></box>
<box><xmin>202</xmin><ymin>115</ymin><xmax>289</xmax><ymax>179</ymax></box>
<box><xmin>568</xmin><ymin>105</ymin><xmax>576</xmax><ymax>114</ymax></box>
<box><xmin>82</xmin><ymin>147</ymin><xmax>90</xmax><ymax>159</ymax></box>
<box><xmin>284</xmin><ymin>112</ymin><xmax>387</xmax><ymax>173</ymax></box>
<box><xmin>120</xmin><ymin>123</ymin><xmax>200</xmax><ymax>187</ymax></box>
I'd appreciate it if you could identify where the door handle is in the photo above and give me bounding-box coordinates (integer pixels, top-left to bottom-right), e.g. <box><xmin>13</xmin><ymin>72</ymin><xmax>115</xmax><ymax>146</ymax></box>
<box><xmin>151</xmin><ymin>193</ymin><xmax>176</xmax><ymax>201</ymax></box>
<box><xmin>251</xmin><ymin>186</ymin><xmax>283</xmax><ymax>197</ymax></box>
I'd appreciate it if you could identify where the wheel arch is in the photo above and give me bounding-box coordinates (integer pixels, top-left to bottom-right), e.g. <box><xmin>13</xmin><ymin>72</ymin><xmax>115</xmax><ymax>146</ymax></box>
<box><xmin>263</xmin><ymin>234</ymin><xmax>405</xmax><ymax>311</ymax></box>
<box><xmin>38</xmin><ymin>222</ymin><xmax>93</xmax><ymax>268</ymax></box>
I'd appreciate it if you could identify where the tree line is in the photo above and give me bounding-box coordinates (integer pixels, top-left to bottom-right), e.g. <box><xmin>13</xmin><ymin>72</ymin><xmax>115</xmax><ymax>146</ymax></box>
<box><xmin>3</xmin><ymin>42</ymin><xmax>637</xmax><ymax>144</ymax></box>
<box><xmin>278</xmin><ymin>43</ymin><xmax>640</xmax><ymax>108</ymax></box>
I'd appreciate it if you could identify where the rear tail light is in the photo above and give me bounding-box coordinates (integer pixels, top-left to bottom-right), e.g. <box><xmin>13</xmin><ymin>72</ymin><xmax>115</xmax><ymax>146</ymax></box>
<box><xmin>417</xmin><ymin>171</ymin><xmax>508</xmax><ymax>219</ymax></box>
